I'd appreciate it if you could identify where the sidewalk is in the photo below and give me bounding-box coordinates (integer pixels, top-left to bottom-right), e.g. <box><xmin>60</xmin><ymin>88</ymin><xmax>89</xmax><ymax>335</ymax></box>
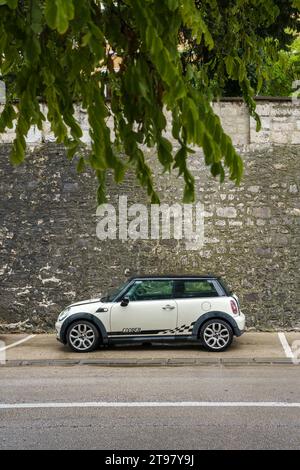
<box><xmin>0</xmin><ymin>332</ymin><xmax>299</xmax><ymax>366</ymax></box>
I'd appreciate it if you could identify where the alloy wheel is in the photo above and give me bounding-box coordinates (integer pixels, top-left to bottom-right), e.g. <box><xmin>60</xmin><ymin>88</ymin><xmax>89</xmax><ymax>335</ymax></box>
<box><xmin>203</xmin><ymin>322</ymin><xmax>230</xmax><ymax>350</ymax></box>
<box><xmin>69</xmin><ymin>323</ymin><xmax>96</xmax><ymax>351</ymax></box>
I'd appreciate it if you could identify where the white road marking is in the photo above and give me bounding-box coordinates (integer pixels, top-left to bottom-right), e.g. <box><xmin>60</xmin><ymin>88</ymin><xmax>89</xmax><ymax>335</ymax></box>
<box><xmin>1</xmin><ymin>401</ymin><xmax>300</xmax><ymax>410</ymax></box>
<box><xmin>0</xmin><ymin>335</ymin><xmax>36</xmax><ymax>352</ymax></box>
<box><xmin>278</xmin><ymin>332</ymin><xmax>297</xmax><ymax>364</ymax></box>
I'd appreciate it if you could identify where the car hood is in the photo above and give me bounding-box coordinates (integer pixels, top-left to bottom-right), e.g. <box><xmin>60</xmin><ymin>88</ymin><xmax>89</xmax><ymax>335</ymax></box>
<box><xmin>69</xmin><ymin>298</ymin><xmax>102</xmax><ymax>308</ymax></box>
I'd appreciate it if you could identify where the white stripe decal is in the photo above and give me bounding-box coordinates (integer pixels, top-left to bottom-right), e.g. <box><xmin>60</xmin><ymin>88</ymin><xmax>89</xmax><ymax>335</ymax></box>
<box><xmin>1</xmin><ymin>401</ymin><xmax>300</xmax><ymax>410</ymax></box>
<box><xmin>0</xmin><ymin>335</ymin><xmax>36</xmax><ymax>352</ymax></box>
<box><xmin>278</xmin><ymin>332</ymin><xmax>296</xmax><ymax>364</ymax></box>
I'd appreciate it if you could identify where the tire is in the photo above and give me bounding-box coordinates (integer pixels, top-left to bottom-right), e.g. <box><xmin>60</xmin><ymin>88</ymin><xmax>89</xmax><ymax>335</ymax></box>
<box><xmin>66</xmin><ymin>320</ymin><xmax>100</xmax><ymax>352</ymax></box>
<box><xmin>199</xmin><ymin>319</ymin><xmax>233</xmax><ymax>352</ymax></box>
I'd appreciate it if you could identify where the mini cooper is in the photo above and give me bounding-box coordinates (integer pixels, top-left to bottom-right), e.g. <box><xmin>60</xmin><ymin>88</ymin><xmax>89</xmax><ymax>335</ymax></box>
<box><xmin>56</xmin><ymin>275</ymin><xmax>245</xmax><ymax>352</ymax></box>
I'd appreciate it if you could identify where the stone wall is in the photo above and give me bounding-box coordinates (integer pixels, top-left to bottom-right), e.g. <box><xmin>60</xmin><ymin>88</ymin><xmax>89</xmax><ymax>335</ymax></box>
<box><xmin>0</xmin><ymin>99</ymin><xmax>300</xmax><ymax>331</ymax></box>
<box><xmin>1</xmin><ymin>98</ymin><xmax>300</xmax><ymax>147</ymax></box>
<box><xmin>214</xmin><ymin>98</ymin><xmax>300</xmax><ymax>146</ymax></box>
<box><xmin>0</xmin><ymin>142</ymin><xmax>299</xmax><ymax>331</ymax></box>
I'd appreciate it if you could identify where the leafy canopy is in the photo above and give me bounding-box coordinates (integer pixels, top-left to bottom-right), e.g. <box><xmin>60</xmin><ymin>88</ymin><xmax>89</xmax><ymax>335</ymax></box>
<box><xmin>181</xmin><ymin>0</ymin><xmax>300</xmax><ymax>98</ymax></box>
<box><xmin>0</xmin><ymin>0</ymin><xmax>299</xmax><ymax>203</ymax></box>
<box><xmin>261</xmin><ymin>36</ymin><xmax>300</xmax><ymax>96</ymax></box>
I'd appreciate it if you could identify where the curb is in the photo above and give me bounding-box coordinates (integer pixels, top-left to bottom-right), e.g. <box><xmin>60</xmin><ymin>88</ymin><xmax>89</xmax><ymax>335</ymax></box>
<box><xmin>0</xmin><ymin>357</ymin><xmax>295</xmax><ymax>367</ymax></box>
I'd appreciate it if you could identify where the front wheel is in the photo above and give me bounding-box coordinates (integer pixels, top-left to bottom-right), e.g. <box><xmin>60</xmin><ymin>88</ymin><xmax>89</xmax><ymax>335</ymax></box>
<box><xmin>200</xmin><ymin>319</ymin><xmax>233</xmax><ymax>352</ymax></box>
<box><xmin>66</xmin><ymin>320</ymin><xmax>100</xmax><ymax>352</ymax></box>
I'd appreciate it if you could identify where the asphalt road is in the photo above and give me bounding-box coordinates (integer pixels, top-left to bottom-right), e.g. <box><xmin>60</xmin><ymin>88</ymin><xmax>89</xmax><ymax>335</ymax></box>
<box><xmin>0</xmin><ymin>364</ymin><xmax>300</xmax><ymax>450</ymax></box>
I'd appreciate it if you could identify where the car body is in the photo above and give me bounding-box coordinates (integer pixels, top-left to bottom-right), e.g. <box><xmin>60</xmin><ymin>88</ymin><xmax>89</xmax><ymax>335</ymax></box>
<box><xmin>56</xmin><ymin>275</ymin><xmax>245</xmax><ymax>352</ymax></box>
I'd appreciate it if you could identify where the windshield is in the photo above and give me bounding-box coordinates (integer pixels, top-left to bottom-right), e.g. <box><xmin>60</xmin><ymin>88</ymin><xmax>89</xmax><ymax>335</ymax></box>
<box><xmin>100</xmin><ymin>280</ymin><xmax>130</xmax><ymax>302</ymax></box>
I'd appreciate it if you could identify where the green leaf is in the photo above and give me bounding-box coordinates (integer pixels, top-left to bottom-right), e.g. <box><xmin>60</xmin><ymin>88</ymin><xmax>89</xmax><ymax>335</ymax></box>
<box><xmin>96</xmin><ymin>170</ymin><xmax>107</xmax><ymax>204</ymax></box>
<box><xmin>113</xmin><ymin>161</ymin><xmax>125</xmax><ymax>183</ymax></box>
<box><xmin>225</xmin><ymin>56</ymin><xmax>234</xmax><ymax>77</ymax></box>
<box><xmin>0</xmin><ymin>104</ymin><xmax>17</xmax><ymax>132</ymax></box>
<box><xmin>88</xmin><ymin>24</ymin><xmax>105</xmax><ymax>60</ymax></box>
<box><xmin>10</xmin><ymin>138</ymin><xmax>25</xmax><ymax>165</ymax></box>
<box><xmin>24</xmin><ymin>35</ymin><xmax>41</xmax><ymax>64</ymax></box>
<box><xmin>44</xmin><ymin>0</ymin><xmax>57</xmax><ymax>29</ymax></box>
<box><xmin>183</xmin><ymin>170</ymin><xmax>195</xmax><ymax>203</ymax></box>
<box><xmin>167</xmin><ymin>0</ymin><xmax>179</xmax><ymax>12</ymax></box>
<box><xmin>45</xmin><ymin>0</ymin><xmax>74</xmax><ymax>33</ymax></box>
<box><xmin>172</xmin><ymin>113</ymin><xmax>181</xmax><ymax>140</ymax></box>
<box><xmin>76</xmin><ymin>156</ymin><xmax>85</xmax><ymax>173</ymax></box>
<box><xmin>211</xmin><ymin>162</ymin><xmax>225</xmax><ymax>182</ymax></box>
<box><xmin>81</xmin><ymin>32</ymin><xmax>91</xmax><ymax>47</ymax></box>
<box><xmin>157</xmin><ymin>137</ymin><xmax>173</xmax><ymax>170</ymax></box>
<box><xmin>203</xmin><ymin>133</ymin><xmax>214</xmax><ymax>165</ymax></box>
<box><xmin>238</xmin><ymin>62</ymin><xmax>246</xmax><ymax>83</ymax></box>
<box><xmin>30</xmin><ymin>0</ymin><xmax>43</xmax><ymax>34</ymax></box>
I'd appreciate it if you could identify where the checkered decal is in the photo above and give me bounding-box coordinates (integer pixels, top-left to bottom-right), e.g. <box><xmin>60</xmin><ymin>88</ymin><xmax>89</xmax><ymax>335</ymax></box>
<box><xmin>157</xmin><ymin>321</ymin><xmax>195</xmax><ymax>336</ymax></box>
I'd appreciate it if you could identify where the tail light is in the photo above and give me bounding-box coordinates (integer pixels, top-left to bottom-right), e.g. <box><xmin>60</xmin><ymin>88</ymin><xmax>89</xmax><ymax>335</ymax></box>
<box><xmin>230</xmin><ymin>299</ymin><xmax>239</xmax><ymax>315</ymax></box>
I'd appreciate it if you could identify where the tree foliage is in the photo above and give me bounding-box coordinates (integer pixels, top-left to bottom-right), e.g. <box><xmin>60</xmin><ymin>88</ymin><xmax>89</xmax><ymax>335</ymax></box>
<box><xmin>261</xmin><ymin>36</ymin><xmax>300</xmax><ymax>96</ymax></box>
<box><xmin>0</xmin><ymin>0</ymin><xmax>299</xmax><ymax>203</ymax></box>
<box><xmin>180</xmin><ymin>0</ymin><xmax>300</xmax><ymax>98</ymax></box>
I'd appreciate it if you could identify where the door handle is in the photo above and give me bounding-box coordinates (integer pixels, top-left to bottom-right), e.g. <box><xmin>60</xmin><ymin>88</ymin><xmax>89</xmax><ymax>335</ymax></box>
<box><xmin>162</xmin><ymin>305</ymin><xmax>175</xmax><ymax>310</ymax></box>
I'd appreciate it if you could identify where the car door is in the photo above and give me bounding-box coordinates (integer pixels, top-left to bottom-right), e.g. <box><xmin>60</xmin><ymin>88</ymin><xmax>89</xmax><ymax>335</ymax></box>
<box><xmin>174</xmin><ymin>279</ymin><xmax>221</xmax><ymax>334</ymax></box>
<box><xmin>109</xmin><ymin>279</ymin><xmax>177</xmax><ymax>336</ymax></box>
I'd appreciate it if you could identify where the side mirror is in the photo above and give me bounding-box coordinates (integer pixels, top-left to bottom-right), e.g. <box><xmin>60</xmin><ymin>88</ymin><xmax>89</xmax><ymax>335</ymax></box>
<box><xmin>120</xmin><ymin>296</ymin><xmax>129</xmax><ymax>307</ymax></box>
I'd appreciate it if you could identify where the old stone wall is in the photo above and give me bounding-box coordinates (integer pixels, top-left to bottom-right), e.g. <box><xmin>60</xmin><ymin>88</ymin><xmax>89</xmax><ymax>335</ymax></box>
<box><xmin>1</xmin><ymin>98</ymin><xmax>300</xmax><ymax>147</ymax></box>
<box><xmin>214</xmin><ymin>98</ymin><xmax>300</xmax><ymax>145</ymax></box>
<box><xmin>0</xmin><ymin>99</ymin><xmax>300</xmax><ymax>331</ymax></box>
<box><xmin>0</xmin><ymin>143</ymin><xmax>299</xmax><ymax>331</ymax></box>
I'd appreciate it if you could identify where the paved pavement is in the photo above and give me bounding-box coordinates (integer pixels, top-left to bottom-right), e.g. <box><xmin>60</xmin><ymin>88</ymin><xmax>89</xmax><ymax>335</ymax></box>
<box><xmin>0</xmin><ymin>365</ymin><xmax>300</xmax><ymax>449</ymax></box>
<box><xmin>0</xmin><ymin>332</ymin><xmax>300</xmax><ymax>366</ymax></box>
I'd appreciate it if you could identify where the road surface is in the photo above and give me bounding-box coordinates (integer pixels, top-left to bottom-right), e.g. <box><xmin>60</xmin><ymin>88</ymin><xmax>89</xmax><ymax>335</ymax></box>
<box><xmin>0</xmin><ymin>364</ymin><xmax>300</xmax><ymax>449</ymax></box>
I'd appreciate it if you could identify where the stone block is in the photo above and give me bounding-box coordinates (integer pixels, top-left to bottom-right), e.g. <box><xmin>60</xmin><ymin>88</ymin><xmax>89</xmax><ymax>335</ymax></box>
<box><xmin>216</xmin><ymin>207</ymin><xmax>237</xmax><ymax>218</ymax></box>
<box><xmin>252</xmin><ymin>207</ymin><xmax>271</xmax><ymax>218</ymax></box>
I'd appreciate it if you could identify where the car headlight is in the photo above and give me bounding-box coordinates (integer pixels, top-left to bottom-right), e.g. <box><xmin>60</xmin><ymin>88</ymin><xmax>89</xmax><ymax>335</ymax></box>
<box><xmin>58</xmin><ymin>307</ymin><xmax>71</xmax><ymax>322</ymax></box>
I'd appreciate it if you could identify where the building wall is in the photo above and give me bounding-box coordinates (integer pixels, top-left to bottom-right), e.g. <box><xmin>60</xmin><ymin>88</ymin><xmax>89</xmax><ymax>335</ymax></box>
<box><xmin>0</xmin><ymin>99</ymin><xmax>299</xmax><ymax>330</ymax></box>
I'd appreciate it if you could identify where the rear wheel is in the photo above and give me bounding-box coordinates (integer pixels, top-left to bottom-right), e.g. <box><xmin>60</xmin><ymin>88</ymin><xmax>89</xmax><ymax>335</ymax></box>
<box><xmin>200</xmin><ymin>319</ymin><xmax>233</xmax><ymax>352</ymax></box>
<box><xmin>66</xmin><ymin>320</ymin><xmax>100</xmax><ymax>352</ymax></box>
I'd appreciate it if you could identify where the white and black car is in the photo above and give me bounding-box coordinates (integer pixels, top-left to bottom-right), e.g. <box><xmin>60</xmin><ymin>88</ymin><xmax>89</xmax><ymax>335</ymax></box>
<box><xmin>56</xmin><ymin>275</ymin><xmax>245</xmax><ymax>353</ymax></box>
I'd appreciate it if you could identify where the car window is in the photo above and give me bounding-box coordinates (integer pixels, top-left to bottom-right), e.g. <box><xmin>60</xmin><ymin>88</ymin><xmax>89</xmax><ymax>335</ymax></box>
<box><xmin>174</xmin><ymin>280</ymin><xmax>218</xmax><ymax>298</ymax></box>
<box><xmin>217</xmin><ymin>278</ymin><xmax>232</xmax><ymax>296</ymax></box>
<box><xmin>101</xmin><ymin>280</ymin><xmax>131</xmax><ymax>302</ymax></box>
<box><xmin>125</xmin><ymin>280</ymin><xmax>173</xmax><ymax>301</ymax></box>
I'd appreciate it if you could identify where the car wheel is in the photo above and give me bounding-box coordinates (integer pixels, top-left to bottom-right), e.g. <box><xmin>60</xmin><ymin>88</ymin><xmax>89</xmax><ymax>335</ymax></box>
<box><xmin>66</xmin><ymin>320</ymin><xmax>100</xmax><ymax>352</ymax></box>
<box><xmin>200</xmin><ymin>319</ymin><xmax>233</xmax><ymax>352</ymax></box>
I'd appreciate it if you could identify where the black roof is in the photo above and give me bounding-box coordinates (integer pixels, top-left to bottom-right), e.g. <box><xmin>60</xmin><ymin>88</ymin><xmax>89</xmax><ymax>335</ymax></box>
<box><xmin>129</xmin><ymin>274</ymin><xmax>220</xmax><ymax>280</ymax></box>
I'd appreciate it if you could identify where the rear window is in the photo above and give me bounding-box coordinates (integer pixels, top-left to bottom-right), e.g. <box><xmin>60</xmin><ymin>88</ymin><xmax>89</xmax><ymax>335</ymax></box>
<box><xmin>174</xmin><ymin>279</ymin><xmax>219</xmax><ymax>298</ymax></box>
<box><xmin>217</xmin><ymin>278</ymin><xmax>232</xmax><ymax>296</ymax></box>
